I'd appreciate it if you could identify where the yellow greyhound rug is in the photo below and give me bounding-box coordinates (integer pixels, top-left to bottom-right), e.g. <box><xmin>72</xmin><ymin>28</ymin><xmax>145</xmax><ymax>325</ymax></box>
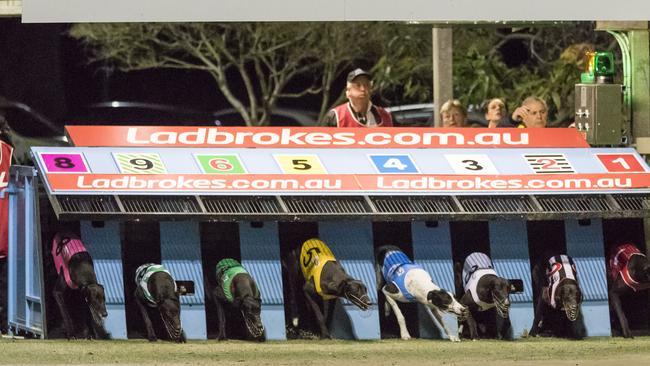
<box><xmin>300</xmin><ymin>238</ymin><xmax>337</xmax><ymax>300</ymax></box>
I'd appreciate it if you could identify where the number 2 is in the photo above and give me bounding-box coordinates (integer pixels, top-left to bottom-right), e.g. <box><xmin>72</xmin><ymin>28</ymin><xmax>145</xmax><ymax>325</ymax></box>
<box><xmin>537</xmin><ymin>158</ymin><xmax>558</xmax><ymax>170</ymax></box>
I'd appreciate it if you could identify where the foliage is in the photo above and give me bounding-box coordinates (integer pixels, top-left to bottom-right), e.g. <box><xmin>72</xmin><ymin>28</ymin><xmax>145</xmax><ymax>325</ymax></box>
<box><xmin>69</xmin><ymin>23</ymin><xmax>431</xmax><ymax>125</ymax></box>
<box><xmin>69</xmin><ymin>22</ymin><xmax>619</xmax><ymax>126</ymax></box>
<box><xmin>451</xmin><ymin>24</ymin><xmax>618</xmax><ymax>125</ymax></box>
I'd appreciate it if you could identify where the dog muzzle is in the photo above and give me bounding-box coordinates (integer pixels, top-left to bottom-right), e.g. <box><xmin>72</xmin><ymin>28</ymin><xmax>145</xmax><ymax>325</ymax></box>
<box><xmin>494</xmin><ymin>296</ymin><xmax>510</xmax><ymax>319</ymax></box>
<box><xmin>346</xmin><ymin>292</ymin><xmax>371</xmax><ymax>310</ymax></box>
<box><xmin>563</xmin><ymin>304</ymin><xmax>580</xmax><ymax>322</ymax></box>
<box><xmin>241</xmin><ymin>310</ymin><xmax>265</xmax><ymax>338</ymax></box>
<box><xmin>160</xmin><ymin>311</ymin><xmax>183</xmax><ymax>342</ymax></box>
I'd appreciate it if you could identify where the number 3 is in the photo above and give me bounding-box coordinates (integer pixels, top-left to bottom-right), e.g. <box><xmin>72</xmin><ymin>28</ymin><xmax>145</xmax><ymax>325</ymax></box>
<box><xmin>462</xmin><ymin>159</ymin><xmax>483</xmax><ymax>171</ymax></box>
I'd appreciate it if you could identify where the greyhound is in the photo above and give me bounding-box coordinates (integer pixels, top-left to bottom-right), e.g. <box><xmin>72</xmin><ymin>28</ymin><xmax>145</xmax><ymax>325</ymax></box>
<box><xmin>213</xmin><ymin>258</ymin><xmax>264</xmax><ymax>340</ymax></box>
<box><xmin>375</xmin><ymin>245</ymin><xmax>467</xmax><ymax>342</ymax></box>
<box><xmin>51</xmin><ymin>232</ymin><xmax>108</xmax><ymax>339</ymax></box>
<box><xmin>285</xmin><ymin>238</ymin><xmax>371</xmax><ymax>339</ymax></box>
<box><xmin>459</xmin><ymin>252</ymin><xmax>515</xmax><ymax>340</ymax></box>
<box><xmin>608</xmin><ymin>243</ymin><xmax>650</xmax><ymax>338</ymax></box>
<box><xmin>134</xmin><ymin>263</ymin><xmax>186</xmax><ymax>343</ymax></box>
<box><xmin>530</xmin><ymin>255</ymin><xmax>583</xmax><ymax>339</ymax></box>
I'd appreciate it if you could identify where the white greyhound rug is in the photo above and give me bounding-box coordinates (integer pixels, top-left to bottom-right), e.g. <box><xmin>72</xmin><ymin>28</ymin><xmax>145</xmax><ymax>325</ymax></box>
<box><xmin>462</xmin><ymin>252</ymin><xmax>498</xmax><ymax>311</ymax></box>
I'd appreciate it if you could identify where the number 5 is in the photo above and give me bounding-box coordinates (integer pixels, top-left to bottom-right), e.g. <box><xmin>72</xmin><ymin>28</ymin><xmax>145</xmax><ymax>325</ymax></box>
<box><xmin>292</xmin><ymin>159</ymin><xmax>312</xmax><ymax>170</ymax></box>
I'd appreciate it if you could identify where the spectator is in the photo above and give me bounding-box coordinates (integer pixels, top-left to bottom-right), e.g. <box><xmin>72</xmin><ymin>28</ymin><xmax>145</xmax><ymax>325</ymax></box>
<box><xmin>483</xmin><ymin>98</ymin><xmax>511</xmax><ymax>128</ymax></box>
<box><xmin>322</xmin><ymin>68</ymin><xmax>393</xmax><ymax>127</ymax></box>
<box><xmin>439</xmin><ymin>99</ymin><xmax>467</xmax><ymax>127</ymax></box>
<box><xmin>511</xmin><ymin>96</ymin><xmax>548</xmax><ymax>128</ymax></box>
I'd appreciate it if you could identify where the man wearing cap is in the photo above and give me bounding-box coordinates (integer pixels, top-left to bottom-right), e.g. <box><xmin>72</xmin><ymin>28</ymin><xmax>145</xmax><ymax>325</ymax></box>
<box><xmin>322</xmin><ymin>68</ymin><xmax>393</xmax><ymax>127</ymax></box>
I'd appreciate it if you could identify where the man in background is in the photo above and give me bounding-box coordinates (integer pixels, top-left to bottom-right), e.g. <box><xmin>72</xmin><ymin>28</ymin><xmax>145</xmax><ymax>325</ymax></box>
<box><xmin>322</xmin><ymin>68</ymin><xmax>393</xmax><ymax>127</ymax></box>
<box><xmin>511</xmin><ymin>96</ymin><xmax>548</xmax><ymax>128</ymax></box>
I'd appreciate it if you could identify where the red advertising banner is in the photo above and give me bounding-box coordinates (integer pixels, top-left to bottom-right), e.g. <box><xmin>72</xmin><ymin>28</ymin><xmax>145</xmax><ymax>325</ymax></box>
<box><xmin>45</xmin><ymin>173</ymin><xmax>650</xmax><ymax>193</ymax></box>
<box><xmin>65</xmin><ymin>126</ymin><xmax>590</xmax><ymax>149</ymax></box>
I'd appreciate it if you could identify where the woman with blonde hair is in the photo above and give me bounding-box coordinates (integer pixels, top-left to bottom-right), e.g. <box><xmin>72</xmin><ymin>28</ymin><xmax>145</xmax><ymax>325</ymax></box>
<box><xmin>439</xmin><ymin>99</ymin><xmax>467</xmax><ymax>127</ymax></box>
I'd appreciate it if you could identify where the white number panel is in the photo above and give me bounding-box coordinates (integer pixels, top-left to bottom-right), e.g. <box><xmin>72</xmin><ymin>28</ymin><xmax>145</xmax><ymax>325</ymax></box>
<box><xmin>444</xmin><ymin>154</ymin><xmax>499</xmax><ymax>175</ymax></box>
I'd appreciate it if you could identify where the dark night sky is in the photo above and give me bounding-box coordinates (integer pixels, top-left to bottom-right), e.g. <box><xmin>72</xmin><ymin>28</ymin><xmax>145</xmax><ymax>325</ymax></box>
<box><xmin>0</xmin><ymin>19</ymin><xmax>231</xmax><ymax>124</ymax></box>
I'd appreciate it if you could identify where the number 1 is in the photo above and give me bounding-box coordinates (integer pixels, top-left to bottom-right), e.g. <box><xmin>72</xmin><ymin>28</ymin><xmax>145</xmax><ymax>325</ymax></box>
<box><xmin>612</xmin><ymin>157</ymin><xmax>630</xmax><ymax>170</ymax></box>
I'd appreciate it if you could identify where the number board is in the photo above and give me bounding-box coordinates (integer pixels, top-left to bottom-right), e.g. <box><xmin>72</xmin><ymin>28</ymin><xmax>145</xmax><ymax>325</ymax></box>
<box><xmin>596</xmin><ymin>154</ymin><xmax>646</xmax><ymax>173</ymax></box>
<box><xmin>523</xmin><ymin>154</ymin><xmax>575</xmax><ymax>174</ymax></box>
<box><xmin>368</xmin><ymin>154</ymin><xmax>419</xmax><ymax>174</ymax></box>
<box><xmin>195</xmin><ymin>154</ymin><xmax>247</xmax><ymax>174</ymax></box>
<box><xmin>31</xmin><ymin>146</ymin><xmax>650</xmax><ymax>195</ymax></box>
<box><xmin>40</xmin><ymin>153</ymin><xmax>90</xmax><ymax>173</ymax></box>
<box><xmin>113</xmin><ymin>153</ymin><xmax>167</xmax><ymax>174</ymax></box>
<box><xmin>273</xmin><ymin>155</ymin><xmax>327</xmax><ymax>174</ymax></box>
<box><xmin>444</xmin><ymin>154</ymin><xmax>498</xmax><ymax>175</ymax></box>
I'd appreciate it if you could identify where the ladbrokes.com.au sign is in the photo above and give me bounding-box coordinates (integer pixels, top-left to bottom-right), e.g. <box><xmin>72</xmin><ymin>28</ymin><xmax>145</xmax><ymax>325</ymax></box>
<box><xmin>65</xmin><ymin>126</ymin><xmax>589</xmax><ymax>149</ymax></box>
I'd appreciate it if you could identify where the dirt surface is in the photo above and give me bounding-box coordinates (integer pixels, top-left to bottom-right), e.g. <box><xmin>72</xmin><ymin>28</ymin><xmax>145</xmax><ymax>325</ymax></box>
<box><xmin>1</xmin><ymin>337</ymin><xmax>650</xmax><ymax>365</ymax></box>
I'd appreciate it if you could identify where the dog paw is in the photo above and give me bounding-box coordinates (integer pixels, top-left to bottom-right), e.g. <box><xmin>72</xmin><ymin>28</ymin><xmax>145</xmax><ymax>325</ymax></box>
<box><xmin>292</xmin><ymin>318</ymin><xmax>299</xmax><ymax>328</ymax></box>
<box><xmin>449</xmin><ymin>335</ymin><xmax>461</xmax><ymax>342</ymax></box>
<box><xmin>400</xmin><ymin>334</ymin><xmax>411</xmax><ymax>341</ymax></box>
<box><xmin>148</xmin><ymin>336</ymin><xmax>157</xmax><ymax>342</ymax></box>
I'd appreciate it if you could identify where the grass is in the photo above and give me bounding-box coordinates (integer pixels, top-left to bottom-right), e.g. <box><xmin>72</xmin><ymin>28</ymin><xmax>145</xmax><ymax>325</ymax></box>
<box><xmin>2</xmin><ymin>337</ymin><xmax>650</xmax><ymax>365</ymax></box>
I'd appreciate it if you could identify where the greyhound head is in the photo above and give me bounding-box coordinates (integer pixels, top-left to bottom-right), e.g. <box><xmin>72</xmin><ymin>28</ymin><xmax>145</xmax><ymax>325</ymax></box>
<box><xmin>82</xmin><ymin>283</ymin><xmax>108</xmax><ymax>324</ymax></box>
<box><xmin>427</xmin><ymin>290</ymin><xmax>468</xmax><ymax>318</ymax></box>
<box><xmin>490</xmin><ymin>277</ymin><xmax>511</xmax><ymax>319</ymax></box>
<box><xmin>556</xmin><ymin>280</ymin><xmax>582</xmax><ymax>322</ymax></box>
<box><xmin>159</xmin><ymin>297</ymin><xmax>184</xmax><ymax>343</ymax></box>
<box><xmin>237</xmin><ymin>295</ymin><xmax>264</xmax><ymax>339</ymax></box>
<box><xmin>342</xmin><ymin>279</ymin><xmax>371</xmax><ymax>310</ymax></box>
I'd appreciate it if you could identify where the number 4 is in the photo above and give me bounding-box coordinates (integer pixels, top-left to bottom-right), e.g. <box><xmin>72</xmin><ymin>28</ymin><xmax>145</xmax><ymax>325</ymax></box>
<box><xmin>383</xmin><ymin>158</ymin><xmax>407</xmax><ymax>170</ymax></box>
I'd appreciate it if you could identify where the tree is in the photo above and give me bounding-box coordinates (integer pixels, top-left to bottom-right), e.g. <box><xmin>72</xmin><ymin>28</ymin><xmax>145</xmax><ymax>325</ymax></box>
<box><xmin>452</xmin><ymin>23</ymin><xmax>618</xmax><ymax>125</ymax></box>
<box><xmin>69</xmin><ymin>22</ymin><xmax>432</xmax><ymax>126</ymax></box>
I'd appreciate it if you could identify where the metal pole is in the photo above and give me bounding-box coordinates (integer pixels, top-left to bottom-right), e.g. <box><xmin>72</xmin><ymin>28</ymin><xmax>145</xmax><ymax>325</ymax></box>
<box><xmin>432</xmin><ymin>27</ymin><xmax>453</xmax><ymax>127</ymax></box>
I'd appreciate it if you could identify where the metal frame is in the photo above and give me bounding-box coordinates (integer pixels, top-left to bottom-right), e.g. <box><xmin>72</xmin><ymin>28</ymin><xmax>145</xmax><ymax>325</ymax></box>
<box><xmin>45</xmin><ymin>193</ymin><xmax>650</xmax><ymax>221</ymax></box>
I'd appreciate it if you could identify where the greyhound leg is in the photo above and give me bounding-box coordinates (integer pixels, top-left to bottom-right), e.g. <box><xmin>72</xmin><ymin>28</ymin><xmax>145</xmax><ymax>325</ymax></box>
<box><xmin>134</xmin><ymin>289</ymin><xmax>157</xmax><ymax>342</ymax></box>
<box><xmin>303</xmin><ymin>289</ymin><xmax>330</xmax><ymax>339</ymax></box>
<box><xmin>212</xmin><ymin>288</ymin><xmax>227</xmax><ymax>340</ymax></box>
<box><xmin>529</xmin><ymin>295</ymin><xmax>546</xmax><ymax>337</ymax></box>
<box><xmin>52</xmin><ymin>276</ymin><xmax>75</xmax><ymax>340</ymax></box>
<box><xmin>609</xmin><ymin>290</ymin><xmax>632</xmax><ymax>338</ymax></box>
<box><xmin>459</xmin><ymin>292</ymin><xmax>478</xmax><ymax>340</ymax></box>
<box><xmin>465</xmin><ymin>310</ymin><xmax>479</xmax><ymax>340</ymax></box>
<box><xmin>381</xmin><ymin>288</ymin><xmax>410</xmax><ymax>340</ymax></box>
<box><xmin>425</xmin><ymin>306</ymin><xmax>460</xmax><ymax>342</ymax></box>
<box><xmin>495</xmin><ymin>313</ymin><xmax>511</xmax><ymax>340</ymax></box>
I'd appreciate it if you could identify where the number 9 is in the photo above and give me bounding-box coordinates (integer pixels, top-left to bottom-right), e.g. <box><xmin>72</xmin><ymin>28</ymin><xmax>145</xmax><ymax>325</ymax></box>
<box><xmin>130</xmin><ymin>158</ymin><xmax>154</xmax><ymax>170</ymax></box>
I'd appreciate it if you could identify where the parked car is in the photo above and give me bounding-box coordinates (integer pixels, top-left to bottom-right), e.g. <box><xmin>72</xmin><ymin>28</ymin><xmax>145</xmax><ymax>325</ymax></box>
<box><xmin>212</xmin><ymin>107</ymin><xmax>319</xmax><ymax>127</ymax></box>
<box><xmin>386</xmin><ymin>103</ymin><xmax>489</xmax><ymax>127</ymax></box>
<box><xmin>0</xmin><ymin>97</ymin><xmax>67</xmax><ymax>164</ymax></box>
<box><xmin>65</xmin><ymin>101</ymin><xmax>319</xmax><ymax>127</ymax></box>
<box><xmin>65</xmin><ymin>101</ymin><xmax>225</xmax><ymax>127</ymax></box>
